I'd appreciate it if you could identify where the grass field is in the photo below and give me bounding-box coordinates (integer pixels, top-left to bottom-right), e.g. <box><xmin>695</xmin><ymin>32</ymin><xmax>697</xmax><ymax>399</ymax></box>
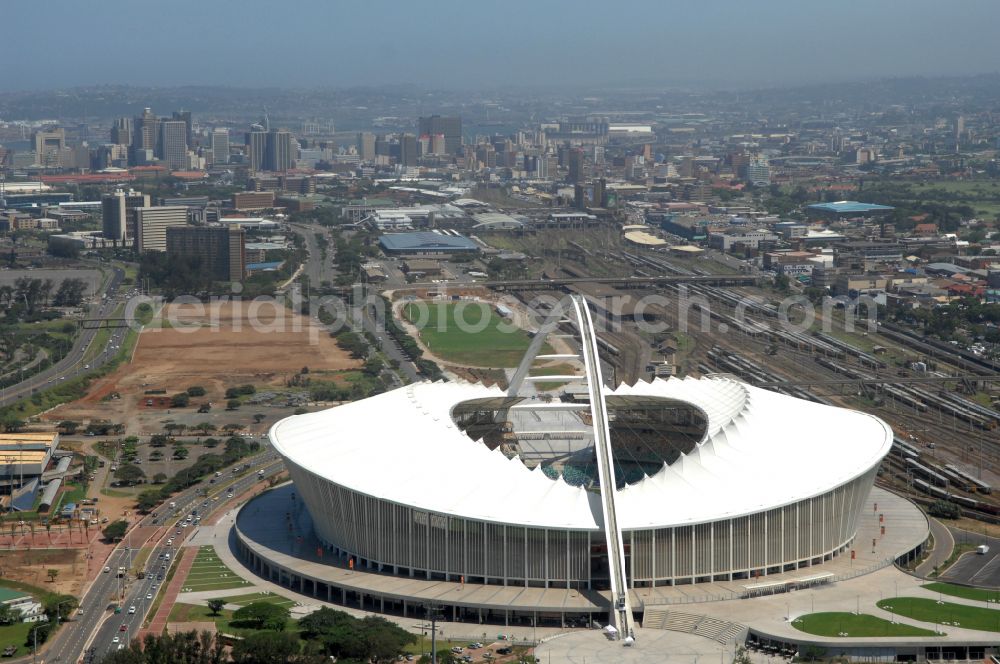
<box><xmin>403</xmin><ymin>301</ymin><xmax>550</xmax><ymax>367</ymax></box>
<box><xmin>219</xmin><ymin>591</ymin><xmax>299</xmax><ymax>609</ymax></box>
<box><xmin>877</xmin><ymin>598</ymin><xmax>1000</xmax><ymax>632</ymax></box>
<box><xmin>922</xmin><ymin>582</ymin><xmax>1000</xmax><ymax>604</ymax></box>
<box><xmin>0</xmin><ymin>620</ymin><xmax>33</xmax><ymax>653</ymax></box>
<box><xmin>791</xmin><ymin>612</ymin><xmax>941</xmax><ymax>637</ymax></box>
<box><xmin>180</xmin><ymin>546</ymin><xmax>253</xmax><ymax>593</ymax></box>
<box><xmin>168</xmin><ymin>602</ymin><xmax>299</xmax><ymax>638</ymax></box>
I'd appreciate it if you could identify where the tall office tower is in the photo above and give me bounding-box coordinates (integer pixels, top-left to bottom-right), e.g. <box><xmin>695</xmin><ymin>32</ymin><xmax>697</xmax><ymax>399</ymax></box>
<box><xmin>593</xmin><ymin>178</ymin><xmax>606</xmax><ymax>208</ymax></box>
<box><xmin>418</xmin><ymin>115</ymin><xmax>462</xmax><ymax>154</ymax></box>
<box><xmin>33</xmin><ymin>128</ymin><xmax>66</xmax><ymax>168</ymax></box>
<box><xmin>430</xmin><ymin>133</ymin><xmax>446</xmax><ymax>156</ymax></box>
<box><xmin>357</xmin><ymin>132</ymin><xmax>376</xmax><ymax>161</ymax></box>
<box><xmin>745</xmin><ymin>159</ymin><xmax>771</xmax><ymax>187</ymax></box>
<box><xmin>211</xmin><ymin>129</ymin><xmax>230</xmax><ymax>165</ymax></box>
<box><xmin>110</xmin><ymin>117</ymin><xmax>133</xmax><ymax>146</ymax></box>
<box><xmin>167</xmin><ymin>225</ymin><xmax>246</xmax><ymax>282</ymax></box>
<box><xmin>102</xmin><ymin>189</ymin><xmax>150</xmax><ymax>243</ymax></box>
<box><xmin>172</xmin><ymin>110</ymin><xmax>193</xmax><ymax>146</ymax></box>
<box><xmin>567</xmin><ymin>148</ymin><xmax>585</xmax><ymax>183</ymax></box>
<box><xmin>399</xmin><ymin>133</ymin><xmax>418</xmax><ymax>166</ymax></box>
<box><xmin>133</xmin><ymin>107</ymin><xmax>159</xmax><ymax>154</ymax></box>
<box><xmin>135</xmin><ymin>206</ymin><xmax>188</xmax><ymax>252</ymax></box>
<box><xmin>245</xmin><ymin>126</ymin><xmax>267</xmax><ymax>172</ymax></box>
<box><xmin>374</xmin><ymin>135</ymin><xmax>391</xmax><ymax>157</ymax></box>
<box><xmin>159</xmin><ymin>120</ymin><xmax>188</xmax><ymax>169</ymax></box>
<box><xmin>265</xmin><ymin>129</ymin><xmax>294</xmax><ymax>171</ymax></box>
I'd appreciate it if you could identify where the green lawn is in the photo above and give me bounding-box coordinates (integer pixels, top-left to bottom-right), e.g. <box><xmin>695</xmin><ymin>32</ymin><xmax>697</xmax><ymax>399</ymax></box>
<box><xmin>878</xmin><ymin>598</ymin><xmax>1000</xmax><ymax>632</ymax></box>
<box><xmin>403</xmin><ymin>301</ymin><xmax>549</xmax><ymax>367</ymax></box>
<box><xmin>181</xmin><ymin>546</ymin><xmax>253</xmax><ymax>592</ymax></box>
<box><xmin>168</xmin><ymin>602</ymin><xmax>299</xmax><ymax>638</ymax></box>
<box><xmin>791</xmin><ymin>612</ymin><xmax>941</xmax><ymax>637</ymax></box>
<box><xmin>219</xmin><ymin>591</ymin><xmax>298</xmax><ymax>609</ymax></box>
<box><xmin>0</xmin><ymin>620</ymin><xmax>33</xmax><ymax>653</ymax></box>
<box><xmin>922</xmin><ymin>582</ymin><xmax>1000</xmax><ymax>604</ymax></box>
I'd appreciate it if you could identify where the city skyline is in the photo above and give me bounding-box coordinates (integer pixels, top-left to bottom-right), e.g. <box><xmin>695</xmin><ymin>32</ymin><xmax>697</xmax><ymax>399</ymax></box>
<box><xmin>5</xmin><ymin>0</ymin><xmax>1000</xmax><ymax>92</ymax></box>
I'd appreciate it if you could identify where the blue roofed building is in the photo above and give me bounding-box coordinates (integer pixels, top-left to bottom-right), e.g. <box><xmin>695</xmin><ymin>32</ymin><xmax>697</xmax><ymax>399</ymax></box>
<box><xmin>379</xmin><ymin>231</ymin><xmax>479</xmax><ymax>257</ymax></box>
<box><xmin>806</xmin><ymin>201</ymin><xmax>895</xmax><ymax>218</ymax></box>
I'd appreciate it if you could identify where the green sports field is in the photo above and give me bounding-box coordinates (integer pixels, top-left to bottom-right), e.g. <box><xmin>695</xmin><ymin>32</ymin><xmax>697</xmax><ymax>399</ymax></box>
<box><xmin>791</xmin><ymin>612</ymin><xmax>941</xmax><ymax>637</ymax></box>
<box><xmin>403</xmin><ymin>301</ymin><xmax>549</xmax><ymax>367</ymax></box>
<box><xmin>878</xmin><ymin>597</ymin><xmax>1000</xmax><ymax>632</ymax></box>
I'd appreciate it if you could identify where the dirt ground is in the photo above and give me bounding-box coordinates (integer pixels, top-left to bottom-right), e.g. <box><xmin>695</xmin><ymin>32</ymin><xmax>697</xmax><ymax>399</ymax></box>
<box><xmin>46</xmin><ymin>301</ymin><xmax>360</xmax><ymax>433</ymax></box>
<box><xmin>0</xmin><ymin>547</ymin><xmax>88</xmax><ymax>597</ymax></box>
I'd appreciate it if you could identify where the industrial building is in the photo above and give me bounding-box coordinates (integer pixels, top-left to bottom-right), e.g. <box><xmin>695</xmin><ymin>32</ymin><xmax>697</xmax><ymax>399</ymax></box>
<box><xmin>378</xmin><ymin>231</ymin><xmax>479</xmax><ymax>257</ymax></box>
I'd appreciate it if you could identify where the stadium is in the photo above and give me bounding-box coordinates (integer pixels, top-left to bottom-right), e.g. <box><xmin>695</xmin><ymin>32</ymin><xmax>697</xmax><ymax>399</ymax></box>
<box><xmin>256</xmin><ymin>296</ymin><xmax>896</xmax><ymax>636</ymax></box>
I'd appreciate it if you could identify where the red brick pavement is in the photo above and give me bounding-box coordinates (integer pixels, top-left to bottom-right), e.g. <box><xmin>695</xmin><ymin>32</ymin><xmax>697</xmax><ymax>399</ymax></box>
<box><xmin>139</xmin><ymin>546</ymin><xmax>196</xmax><ymax>639</ymax></box>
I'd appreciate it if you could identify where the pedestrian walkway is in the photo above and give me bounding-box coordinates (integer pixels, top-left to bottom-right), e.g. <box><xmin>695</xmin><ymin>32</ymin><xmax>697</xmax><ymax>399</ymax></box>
<box><xmin>139</xmin><ymin>545</ymin><xmax>196</xmax><ymax>639</ymax></box>
<box><xmin>915</xmin><ymin>517</ymin><xmax>954</xmax><ymax>577</ymax></box>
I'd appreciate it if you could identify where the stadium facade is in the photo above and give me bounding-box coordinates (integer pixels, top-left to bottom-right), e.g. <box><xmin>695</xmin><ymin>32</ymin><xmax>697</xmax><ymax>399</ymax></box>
<box><xmin>274</xmin><ymin>379</ymin><xmax>889</xmax><ymax>589</ymax></box>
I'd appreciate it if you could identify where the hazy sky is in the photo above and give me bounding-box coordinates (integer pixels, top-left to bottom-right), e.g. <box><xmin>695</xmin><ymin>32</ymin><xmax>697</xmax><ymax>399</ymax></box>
<box><xmin>6</xmin><ymin>0</ymin><xmax>1000</xmax><ymax>91</ymax></box>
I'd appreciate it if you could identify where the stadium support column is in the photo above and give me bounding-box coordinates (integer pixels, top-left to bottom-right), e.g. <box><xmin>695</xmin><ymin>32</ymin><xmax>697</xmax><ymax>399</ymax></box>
<box><xmin>571</xmin><ymin>294</ymin><xmax>635</xmax><ymax>640</ymax></box>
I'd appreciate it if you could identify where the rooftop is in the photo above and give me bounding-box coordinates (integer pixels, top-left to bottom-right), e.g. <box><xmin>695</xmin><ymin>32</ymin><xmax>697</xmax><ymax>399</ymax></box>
<box><xmin>379</xmin><ymin>231</ymin><xmax>478</xmax><ymax>252</ymax></box>
<box><xmin>807</xmin><ymin>201</ymin><xmax>895</xmax><ymax>214</ymax></box>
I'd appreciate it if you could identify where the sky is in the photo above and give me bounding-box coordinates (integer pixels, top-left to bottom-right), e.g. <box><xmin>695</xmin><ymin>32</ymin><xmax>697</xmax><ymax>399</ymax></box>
<box><xmin>5</xmin><ymin>0</ymin><xmax>1000</xmax><ymax>91</ymax></box>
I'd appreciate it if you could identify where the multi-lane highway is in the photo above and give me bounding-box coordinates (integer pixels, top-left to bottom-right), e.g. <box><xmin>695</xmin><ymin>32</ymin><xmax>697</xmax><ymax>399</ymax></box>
<box><xmin>26</xmin><ymin>450</ymin><xmax>284</xmax><ymax>664</ymax></box>
<box><xmin>0</xmin><ymin>264</ymin><xmax>127</xmax><ymax>408</ymax></box>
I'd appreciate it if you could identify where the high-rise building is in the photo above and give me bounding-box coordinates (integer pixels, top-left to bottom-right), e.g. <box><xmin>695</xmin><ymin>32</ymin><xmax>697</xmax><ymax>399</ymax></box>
<box><xmin>245</xmin><ymin>127</ymin><xmax>267</xmax><ymax>172</ymax></box>
<box><xmin>135</xmin><ymin>206</ymin><xmax>189</xmax><ymax>252</ymax></box>
<box><xmin>745</xmin><ymin>159</ymin><xmax>771</xmax><ymax>187</ymax></box>
<box><xmin>102</xmin><ymin>189</ymin><xmax>150</xmax><ymax>244</ymax></box>
<box><xmin>399</xmin><ymin>133</ymin><xmax>418</xmax><ymax>166</ymax></box>
<box><xmin>111</xmin><ymin>118</ymin><xmax>132</xmax><ymax>146</ymax></box>
<box><xmin>265</xmin><ymin>129</ymin><xmax>294</xmax><ymax>172</ymax></box>
<box><xmin>133</xmin><ymin>107</ymin><xmax>159</xmax><ymax>154</ymax></box>
<box><xmin>172</xmin><ymin>110</ymin><xmax>193</xmax><ymax>146</ymax></box>
<box><xmin>160</xmin><ymin>120</ymin><xmax>188</xmax><ymax>169</ymax></box>
<box><xmin>430</xmin><ymin>133</ymin><xmax>447</xmax><ymax>156</ymax></box>
<box><xmin>33</xmin><ymin>128</ymin><xmax>66</xmax><ymax>168</ymax></box>
<box><xmin>417</xmin><ymin>115</ymin><xmax>462</xmax><ymax>154</ymax></box>
<box><xmin>166</xmin><ymin>225</ymin><xmax>246</xmax><ymax>282</ymax></box>
<box><xmin>567</xmin><ymin>148</ymin><xmax>585</xmax><ymax>184</ymax></box>
<box><xmin>211</xmin><ymin>129</ymin><xmax>230</xmax><ymax>165</ymax></box>
<box><xmin>357</xmin><ymin>132</ymin><xmax>376</xmax><ymax>161</ymax></box>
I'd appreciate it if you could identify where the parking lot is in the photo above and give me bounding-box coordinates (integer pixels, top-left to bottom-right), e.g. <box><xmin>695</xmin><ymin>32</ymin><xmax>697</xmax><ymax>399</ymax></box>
<box><xmin>940</xmin><ymin>530</ymin><xmax>1000</xmax><ymax>586</ymax></box>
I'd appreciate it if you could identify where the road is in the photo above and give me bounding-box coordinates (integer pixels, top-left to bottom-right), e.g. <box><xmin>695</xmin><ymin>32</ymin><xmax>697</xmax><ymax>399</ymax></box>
<box><xmin>0</xmin><ymin>264</ymin><xmax>127</xmax><ymax>408</ymax></box>
<box><xmin>289</xmin><ymin>223</ymin><xmax>420</xmax><ymax>384</ymax></box>
<box><xmin>20</xmin><ymin>449</ymin><xmax>285</xmax><ymax>664</ymax></box>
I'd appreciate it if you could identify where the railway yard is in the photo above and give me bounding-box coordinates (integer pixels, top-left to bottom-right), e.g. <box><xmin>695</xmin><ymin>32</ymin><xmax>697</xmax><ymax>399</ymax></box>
<box><xmin>471</xmin><ymin>230</ymin><xmax>1000</xmax><ymax>526</ymax></box>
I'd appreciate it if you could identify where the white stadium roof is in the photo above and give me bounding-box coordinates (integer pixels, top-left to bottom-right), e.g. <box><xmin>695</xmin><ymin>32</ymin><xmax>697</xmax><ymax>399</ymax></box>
<box><xmin>269</xmin><ymin>377</ymin><xmax>892</xmax><ymax>531</ymax></box>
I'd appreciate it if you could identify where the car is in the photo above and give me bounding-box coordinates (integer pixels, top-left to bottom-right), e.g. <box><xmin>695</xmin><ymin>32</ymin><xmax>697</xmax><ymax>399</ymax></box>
<box><xmin>128</xmin><ymin>606</ymin><xmax>136</xmax><ymax>614</ymax></box>
<box><xmin>84</xmin><ymin>364</ymin><xmax>90</xmax><ymax>369</ymax></box>
<box><xmin>151</xmin><ymin>583</ymin><xmax>158</xmax><ymax>590</ymax></box>
<box><xmin>117</xmin><ymin>644</ymin><xmax>124</xmax><ymax>651</ymax></box>
<box><xmin>156</xmin><ymin>574</ymin><xmax>163</xmax><ymax>581</ymax></box>
<box><xmin>112</xmin><ymin>636</ymin><xmax>120</xmax><ymax>644</ymax></box>
<box><xmin>104</xmin><ymin>566</ymin><xmax>111</xmax><ymax>573</ymax></box>
<box><xmin>146</xmin><ymin>593</ymin><xmax>152</xmax><ymax>600</ymax></box>
<box><xmin>451</xmin><ymin>647</ymin><xmax>463</xmax><ymax>654</ymax></box>
<box><xmin>119</xmin><ymin>624</ymin><xmax>127</xmax><ymax>632</ymax></box>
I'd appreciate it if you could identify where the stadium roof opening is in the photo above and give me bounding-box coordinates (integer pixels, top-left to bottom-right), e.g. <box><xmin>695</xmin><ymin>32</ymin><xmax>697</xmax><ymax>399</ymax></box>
<box><xmin>379</xmin><ymin>231</ymin><xmax>478</xmax><ymax>255</ymax></box>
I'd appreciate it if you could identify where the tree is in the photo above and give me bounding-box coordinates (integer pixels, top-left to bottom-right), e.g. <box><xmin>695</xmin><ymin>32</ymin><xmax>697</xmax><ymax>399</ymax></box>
<box><xmin>149</xmin><ymin>434</ymin><xmax>169</xmax><ymax>447</ymax></box>
<box><xmin>226</xmin><ymin>399</ymin><xmax>241</xmax><ymax>411</ymax></box>
<box><xmin>193</xmin><ymin>422</ymin><xmax>215</xmax><ymax>435</ymax></box>
<box><xmin>928</xmin><ymin>500</ymin><xmax>961</xmax><ymax>519</ymax></box>
<box><xmin>252</xmin><ymin>413</ymin><xmax>265</xmax><ymax>424</ymax></box>
<box><xmin>0</xmin><ymin>604</ymin><xmax>18</xmax><ymax>625</ymax></box>
<box><xmin>173</xmin><ymin>447</ymin><xmax>189</xmax><ymax>461</ymax></box>
<box><xmin>43</xmin><ymin>594</ymin><xmax>78</xmax><ymax>622</ymax></box>
<box><xmin>152</xmin><ymin>472</ymin><xmax>167</xmax><ymax>484</ymax></box>
<box><xmin>57</xmin><ymin>420</ymin><xmax>79</xmax><ymax>435</ymax></box>
<box><xmin>46</xmin><ymin>569</ymin><xmax>58</xmax><ymax>583</ymax></box>
<box><xmin>231</xmin><ymin>632</ymin><xmax>299</xmax><ymax>664</ymax></box>
<box><xmin>170</xmin><ymin>393</ymin><xmax>190</xmax><ymax>408</ymax></box>
<box><xmin>231</xmin><ymin>602</ymin><xmax>290</xmax><ymax>631</ymax></box>
<box><xmin>136</xmin><ymin>490</ymin><xmax>162</xmax><ymax>513</ymax></box>
<box><xmin>186</xmin><ymin>386</ymin><xmax>207</xmax><ymax>397</ymax></box>
<box><xmin>207</xmin><ymin>598</ymin><xmax>226</xmax><ymax>616</ymax></box>
<box><xmin>114</xmin><ymin>464</ymin><xmax>146</xmax><ymax>486</ymax></box>
<box><xmin>102</xmin><ymin>520</ymin><xmax>129</xmax><ymax>542</ymax></box>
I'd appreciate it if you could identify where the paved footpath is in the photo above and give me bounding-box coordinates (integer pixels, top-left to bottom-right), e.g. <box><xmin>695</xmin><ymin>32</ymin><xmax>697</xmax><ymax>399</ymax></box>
<box><xmin>915</xmin><ymin>517</ymin><xmax>955</xmax><ymax>577</ymax></box>
<box><xmin>139</xmin><ymin>545</ymin><xmax>197</xmax><ymax>639</ymax></box>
